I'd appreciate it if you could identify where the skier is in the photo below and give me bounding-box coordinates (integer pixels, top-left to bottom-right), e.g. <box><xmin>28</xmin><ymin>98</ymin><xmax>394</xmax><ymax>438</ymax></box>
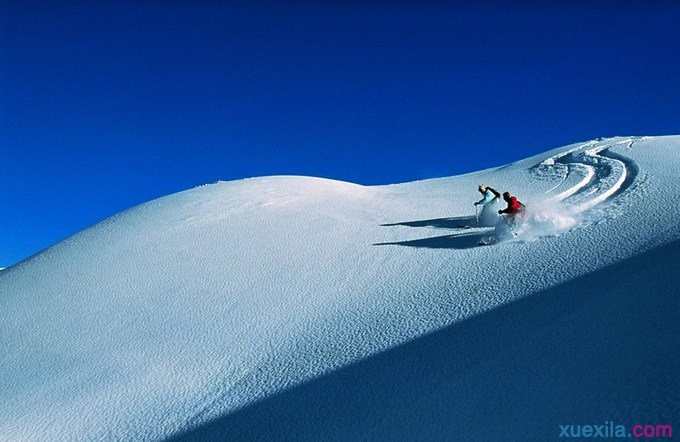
<box><xmin>498</xmin><ymin>191</ymin><xmax>525</xmax><ymax>220</ymax></box>
<box><xmin>473</xmin><ymin>185</ymin><xmax>501</xmax><ymax>226</ymax></box>
<box><xmin>496</xmin><ymin>191</ymin><xmax>526</xmax><ymax>239</ymax></box>
<box><xmin>478</xmin><ymin>191</ymin><xmax>527</xmax><ymax>245</ymax></box>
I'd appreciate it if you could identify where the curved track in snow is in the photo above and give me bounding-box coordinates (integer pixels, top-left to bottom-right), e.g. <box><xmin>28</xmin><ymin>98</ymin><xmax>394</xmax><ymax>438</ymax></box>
<box><xmin>535</xmin><ymin>137</ymin><xmax>640</xmax><ymax>213</ymax></box>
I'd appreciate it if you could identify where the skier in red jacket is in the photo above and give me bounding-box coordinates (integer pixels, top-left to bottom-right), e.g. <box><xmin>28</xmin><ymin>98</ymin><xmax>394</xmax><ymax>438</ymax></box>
<box><xmin>498</xmin><ymin>192</ymin><xmax>525</xmax><ymax>221</ymax></box>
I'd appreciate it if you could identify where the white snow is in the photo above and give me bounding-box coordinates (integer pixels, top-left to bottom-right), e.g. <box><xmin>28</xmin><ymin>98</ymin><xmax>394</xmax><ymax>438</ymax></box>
<box><xmin>1</xmin><ymin>136</ymin><xmax>679</xmax><ymax>441</ymax></box>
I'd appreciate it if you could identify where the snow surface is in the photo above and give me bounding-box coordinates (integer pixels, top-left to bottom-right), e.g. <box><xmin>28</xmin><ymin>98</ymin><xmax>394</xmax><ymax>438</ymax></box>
<box><xmin>1</xmin><ymin>136</ymin><xmax>679</xmax><ymax>441</ymax></box>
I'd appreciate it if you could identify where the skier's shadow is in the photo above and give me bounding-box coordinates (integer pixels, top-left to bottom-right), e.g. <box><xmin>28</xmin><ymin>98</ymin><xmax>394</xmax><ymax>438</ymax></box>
<box><xmin>380</xmin><ymin>215</ymin><xmax>477</xmax><ymax>229</ymax></box>
<box><xmin>376</xmin><ymin>216</ymin><xmax>493</xmax><ymax>250</ymax></box>
<box><xmin>374</xmin><ymin>231</ymin><xmax>490</xmax><ymax>250</ymax></box>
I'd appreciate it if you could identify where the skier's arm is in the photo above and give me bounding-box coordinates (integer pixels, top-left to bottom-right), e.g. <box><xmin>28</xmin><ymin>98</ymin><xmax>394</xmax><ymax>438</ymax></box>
<box><xmin>487</xmin><ymin>187</ymin><xmax>501</xmax><ymax>198</ymax></box>
<box><xmin>498</xmin><ymin>206</ymin><xmax>509</xmax><ymax>214</ymax></box>
<box><xmin>474</xmin><ymin>196</ymin><xmax>485</xmax><ymax>206</ymax></box>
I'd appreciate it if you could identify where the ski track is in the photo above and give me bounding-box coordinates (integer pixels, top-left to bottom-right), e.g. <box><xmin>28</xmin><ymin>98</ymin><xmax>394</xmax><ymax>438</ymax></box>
<box><xmin>536</xmin><ymin>137</ymin><xmax>639</xmax><ymax>214</ymax></box>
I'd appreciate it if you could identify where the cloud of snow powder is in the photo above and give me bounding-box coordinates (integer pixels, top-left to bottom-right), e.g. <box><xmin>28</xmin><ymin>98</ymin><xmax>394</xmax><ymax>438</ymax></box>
<box><xmin>514</xmin><ymin>199</ymin><xmax>580</xmax><ymax>241</ymax></box>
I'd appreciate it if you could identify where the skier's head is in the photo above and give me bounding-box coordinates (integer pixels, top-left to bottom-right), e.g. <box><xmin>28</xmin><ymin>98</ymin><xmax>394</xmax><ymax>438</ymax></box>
<box><xmin>478</xmin><ymin>185</ymin><xmax>486</xmax><ymax>194</ymax></box>
<box><xmin>503</xmin><ymin>192</ymin><xmax>512</xmax><ymax>202</ymax></box>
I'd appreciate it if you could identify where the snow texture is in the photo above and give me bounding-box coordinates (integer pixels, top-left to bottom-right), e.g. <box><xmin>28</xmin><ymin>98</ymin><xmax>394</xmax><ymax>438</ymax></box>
<box><xmin>1</xmin><ymin>136</ymin><xmax>678</xmax><ymax>441</ymax></box>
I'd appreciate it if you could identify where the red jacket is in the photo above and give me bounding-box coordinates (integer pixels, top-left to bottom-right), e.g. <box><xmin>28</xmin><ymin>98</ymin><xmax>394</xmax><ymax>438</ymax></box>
<box><xmin>501</xmin><ymin>196</ymin><xmax>523</xmax><ymax>214</ymax></box>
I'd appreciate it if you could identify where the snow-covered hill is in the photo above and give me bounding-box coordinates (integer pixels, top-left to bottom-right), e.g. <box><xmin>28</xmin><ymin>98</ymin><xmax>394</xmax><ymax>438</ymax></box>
<box><xmin>1</xmin><ymin>136</ymin><xmax>678</xmax><ymax>441</ymax></box>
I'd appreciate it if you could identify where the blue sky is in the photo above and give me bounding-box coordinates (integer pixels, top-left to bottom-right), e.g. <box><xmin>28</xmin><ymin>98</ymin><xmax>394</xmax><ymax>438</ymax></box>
<box><xmin>1</xmin><ymin>1</ymin><xmax>680</xmax><ymax>266</ymax></box>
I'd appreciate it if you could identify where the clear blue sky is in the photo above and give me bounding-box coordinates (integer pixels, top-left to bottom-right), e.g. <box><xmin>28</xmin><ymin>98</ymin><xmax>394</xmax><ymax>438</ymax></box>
<box><xmin>1</xmin><ymin>1</ymin><xmax>680</xmax><ymax>266</ymax></box>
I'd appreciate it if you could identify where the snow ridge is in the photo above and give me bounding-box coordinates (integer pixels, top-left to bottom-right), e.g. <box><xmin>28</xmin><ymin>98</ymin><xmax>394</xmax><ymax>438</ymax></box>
<box><xmin>1</xmin><ymin>136</ymin><xmax>678</xmax><ymax>442</ymax></box>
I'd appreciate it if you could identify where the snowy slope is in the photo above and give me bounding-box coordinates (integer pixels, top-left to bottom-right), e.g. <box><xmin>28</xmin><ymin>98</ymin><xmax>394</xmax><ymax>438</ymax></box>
<box><xmin>1</xmin><ymin>136</ymin><xmax>679</xmax><ymax>441</ymax></box>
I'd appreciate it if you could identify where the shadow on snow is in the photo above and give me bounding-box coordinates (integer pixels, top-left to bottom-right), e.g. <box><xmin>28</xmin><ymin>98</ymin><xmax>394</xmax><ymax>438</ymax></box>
<box><xmin>378</xmin><ymin>215</ymin><xmax>491</xmax><ymax>249</ymax></box>
<box><xmin>167</xmin><ymin>240</ymin><xmax>680</xmax><ymax>441</ymax></box>
<box><xmin>373</xmin><ymin>231</ymin><xmax>491</xmax><ymax>250</ymax></box>
<box><xmin>380</xmin><ymin>215</ymin><xmax>478</xmax><ymax>229</ymax></box>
